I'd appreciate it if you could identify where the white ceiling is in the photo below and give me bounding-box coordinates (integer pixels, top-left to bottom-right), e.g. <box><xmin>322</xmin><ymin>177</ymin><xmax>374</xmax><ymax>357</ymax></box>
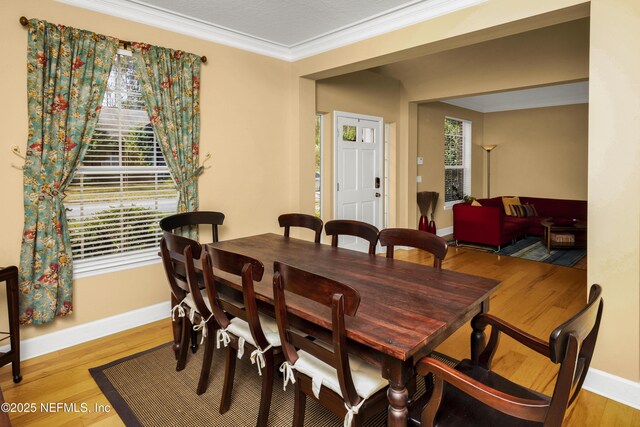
<box><xmin>129</xmin><ymin>0</ymin><xmax>424</xmax><ymax>47</ymax></box>
<box><xmin>443</xmin><ymin>82</ymin><xmax>589</xmax><ymax>113</ymax></box>
<box><xmin>58</xmin><ymin>0</ymin><xmax>487</xmax><ymax>60</ymax></box>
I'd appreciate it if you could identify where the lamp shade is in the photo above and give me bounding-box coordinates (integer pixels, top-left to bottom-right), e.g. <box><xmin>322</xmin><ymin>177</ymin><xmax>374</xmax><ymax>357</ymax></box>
<box><xmin>482</xmin><ymin>144</ymin><xmax>497</xmax><ymax>152</ymax></box>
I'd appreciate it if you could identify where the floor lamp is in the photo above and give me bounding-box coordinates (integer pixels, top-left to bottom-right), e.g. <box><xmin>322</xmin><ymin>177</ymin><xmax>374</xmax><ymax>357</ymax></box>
<box><xmin>482</xmin><ymin>145</ymin><xmax>497</xmax><ymax>198</ymax></box>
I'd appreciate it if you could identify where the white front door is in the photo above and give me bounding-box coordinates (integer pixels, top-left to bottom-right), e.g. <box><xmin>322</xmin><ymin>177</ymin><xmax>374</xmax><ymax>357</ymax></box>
<box><xmin>334</xmin><ymin>112</ymin><xmax>383</xmax><ymax>252</ymax></box>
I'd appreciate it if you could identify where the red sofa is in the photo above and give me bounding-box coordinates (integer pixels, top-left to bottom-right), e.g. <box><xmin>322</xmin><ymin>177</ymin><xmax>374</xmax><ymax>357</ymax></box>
<box><xmin>453</xmin><ymin>196</ymin><xmax>587</xmax><ymax>248</ymax></box>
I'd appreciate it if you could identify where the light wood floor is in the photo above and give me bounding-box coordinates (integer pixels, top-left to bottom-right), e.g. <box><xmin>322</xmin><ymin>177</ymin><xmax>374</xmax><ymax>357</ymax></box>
<box><xmin>1</xmin><ymin>246</ymin><xmax>637</xmax><ymax>426</ymax></box>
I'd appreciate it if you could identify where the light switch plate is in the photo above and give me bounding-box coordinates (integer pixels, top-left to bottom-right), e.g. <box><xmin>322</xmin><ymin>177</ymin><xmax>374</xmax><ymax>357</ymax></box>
<box><xmin>416</xmin><ymin>176</ymin><xmax>422</xmax><ymax>183</ymax></box>
<box><xmin>417</xmin><ymin>157</ymin><xmax>424</xmax><ymax>165</ymax></box>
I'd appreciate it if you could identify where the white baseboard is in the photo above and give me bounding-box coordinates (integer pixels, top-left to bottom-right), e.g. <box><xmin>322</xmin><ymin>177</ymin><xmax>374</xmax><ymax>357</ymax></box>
<box><xmin>583</xmin><ymin>367</ymin><xmax>640</xmax><ymax>410</ymax></box>
<box><xmin>0</xmin><ymin>301</ymin><xmax>171</xmax><ymax>361</ymax></box>
<box><xmin>2</xmin><ymin>287</ymin><xmax>638</xmax><ymax>412</ymax></box>
<box><xmin>437</xmin><ymin>226</ymin><xmax>454</xmax><ymax>238</ymax></box>
<box><xmin>378</xmin><ymin>226</ymin><xmax>455</xmax><ymax>252</ymax></box>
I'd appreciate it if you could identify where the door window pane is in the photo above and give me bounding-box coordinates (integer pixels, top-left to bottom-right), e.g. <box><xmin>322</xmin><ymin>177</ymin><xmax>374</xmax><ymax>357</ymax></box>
<box><xmin>342</xmin><ymin>125</ymin><xmax>356</xmax><ymax>142</ymax></box>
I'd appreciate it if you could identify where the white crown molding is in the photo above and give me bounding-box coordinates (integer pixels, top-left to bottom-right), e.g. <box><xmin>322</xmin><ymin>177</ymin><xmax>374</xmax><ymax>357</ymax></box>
<box><xmin>56</xmin><ymin>0</ymin><xmax>292</xmax><ymax>60</ymax></box>
<box><xmin>56</xmin><ymin>0</ymin><xmax>487</xmax><ymax>62</ymax></box>
<box><xmin>0</xmin><ymin>301</ymin><xmax>170</xmax><ymax>361</ymax></box>
<box><xmin>290</xmin><ymin>0</ymin><xmax>487</xmax><ymax>60</ymax></box>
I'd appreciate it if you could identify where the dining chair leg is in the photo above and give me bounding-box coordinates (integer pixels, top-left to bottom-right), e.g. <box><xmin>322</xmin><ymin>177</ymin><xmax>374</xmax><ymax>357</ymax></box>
<box><xmin>406</xmin><ymin>374</ymin><xmax>417</xmax><ymax>404</ymax></box>
<box><xmin>256</xmin><ymin>351</ymin><xmax>275</xmax><ymax>427</ymax></box>
<box><xmin>220</xmin><ymin>346</ymin><xmax>237</xmax><ymax>414</ymax></box>
<box><xmin>171</xmin><ymin>294</ymin><xmax>181</xmax><ymax>360</ymax></box>
<box><xmin>191</xmin><ymin>329</ymin><xmax>199</xmax><ymax>354</ymax></box>
<box><xmin>196</xmin><ymin>324</ymin><xmax>216</xmax><ymax>395</ymax></box>
<box><xmin>176</xmin><ymin>317</ymin><xmax>190</xmax><ymax>371</ymax></box>
<box><xmin>292</xmin><ymin>378</ymin><xmax>306</xmax><ymax>427</ymax></box>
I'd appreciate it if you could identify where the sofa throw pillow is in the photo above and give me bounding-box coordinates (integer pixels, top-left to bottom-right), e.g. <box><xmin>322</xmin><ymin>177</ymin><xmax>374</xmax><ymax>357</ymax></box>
<box><xmin>471</xmin><ymin>200</ymin><xmax>482</xmax><ymax>207</ymax></box>
<box><xmin>523</xmin><ymin>203</ymin><xmax>538</xmax><ymax>217</ymax></box>
<box><xmin>502</xmin><ymin>196</ymin><xmax>521</xmax><ymax>216</ymax></box>
<box><xmin>510</xmin><ymin>204</ymin><xmax>528</xmax><ymax>217</ymax></box>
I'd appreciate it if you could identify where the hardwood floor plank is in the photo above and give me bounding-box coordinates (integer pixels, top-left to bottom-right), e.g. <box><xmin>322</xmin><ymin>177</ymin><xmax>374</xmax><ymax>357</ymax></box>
<box><xmin>0</xmin><ymin>247</ymin><xmax>636</xmax><ymax>425</ymax></box>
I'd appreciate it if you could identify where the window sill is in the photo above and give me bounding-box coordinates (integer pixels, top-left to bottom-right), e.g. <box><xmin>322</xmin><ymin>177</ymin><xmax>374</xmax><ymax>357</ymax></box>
<box><xmin>444</xmin><ymin>200</ymin><xmax>464</xmax><ymax>210</ymax></box>
<box><xmin>73</xmin><ymin>253</ymin><xmax>162</xmax><ymax>279</ymax></box>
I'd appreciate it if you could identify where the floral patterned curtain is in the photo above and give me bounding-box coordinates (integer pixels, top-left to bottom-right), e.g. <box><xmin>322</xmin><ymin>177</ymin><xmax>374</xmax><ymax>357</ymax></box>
<box><xmin>19</xmin><ymin>19</ymin><xmax>117</xmax><ymax>325</ymax></box>
<box><xmin>131</xmin><ymin>44</ymin><xmax>201</xmax><ymax>239</ymax></box>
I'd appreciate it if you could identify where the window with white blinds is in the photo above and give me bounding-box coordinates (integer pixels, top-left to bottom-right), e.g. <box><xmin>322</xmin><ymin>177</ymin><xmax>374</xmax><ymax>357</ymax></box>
<box><xmin>65</xmin><ymin>51</ymin><xmax>178</xmax><ymax>276</ymax></box>
<box><xmin>444</xmin><ymin>117</ymin><xmax>471</xmax><ymax>207</ymax></box>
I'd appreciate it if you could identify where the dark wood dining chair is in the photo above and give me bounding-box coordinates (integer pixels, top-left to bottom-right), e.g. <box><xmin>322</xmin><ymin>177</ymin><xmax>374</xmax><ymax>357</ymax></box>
<box><xmin>278</xmin><ymin>213</ymin><xmax>323</xmax><ymax>243</ymax></box>
<box><xmin>160</xmin><ymin>211</ymin><xmax>225</xmax><ymax>353</ymax></box>
<box><xmin>159</xmin><ymin>232</ymin><xmax>204</xmax><ymax>373</ymax></box>
<box><xmin>379</xmin><ymin>228</ymin><xmax>448</xmax><ymax>269</ymax></box>
<box><xmin>205</xmin><ymin>247</ymin><xmax>284</xmax><ymax>427</ymax></box>
<box><xmin>273</xmin><ymin>261</ymin><xmax>388</xmax><ymax>427</ymax></box>
<box><xmin>324</xmin><ymin>219</ymin><xmax>380</xmax><ymax>254</ymax></box>
<box><xmin>160</xmin><ymin>210</ymin><xmax>225</xmax><ymax>243</ymax></box>
<box><xmin>179</xmin><ymin>238</ymin><xmax>220</xmax><ymax>395</ymax></box>
<box><xmin>409</xmin><ymin>284</ymin><xmax>604</xmax><ymax>427</ymax></box>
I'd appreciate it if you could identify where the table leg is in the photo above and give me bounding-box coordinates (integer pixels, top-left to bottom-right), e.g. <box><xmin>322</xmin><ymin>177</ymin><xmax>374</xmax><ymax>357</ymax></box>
<box><xmin>472</xmin><ymin>298</ymin><xmax>490</xmax><ymax>365</ymax></box>
<box><xmin>170</xmin><ymin>293</ymin><xmax>181</xmax><ymax>359</ymax></box>
<box><xmin>384</xmin><ymin>357</ymin><xmax>413</xmax><ymax>426</ymax></box>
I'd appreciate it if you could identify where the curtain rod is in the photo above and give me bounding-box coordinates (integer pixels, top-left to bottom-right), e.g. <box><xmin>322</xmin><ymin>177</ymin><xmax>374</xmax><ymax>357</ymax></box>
<box><xmin>19</xmin><ymin>16</ymin><xmax>208</xmax><ymax>64</ymax></box>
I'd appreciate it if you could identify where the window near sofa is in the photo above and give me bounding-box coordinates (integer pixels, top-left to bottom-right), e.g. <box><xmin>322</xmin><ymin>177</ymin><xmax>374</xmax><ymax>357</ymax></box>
<box><xmin>444</xmin><ymin>117</ymin><xmax>471</xmax><ymax>207</ymax></box>
<box><xmin>64</xmin><ymin>51</ymin><xmax>178</xmax><ymax>277</ymax></box>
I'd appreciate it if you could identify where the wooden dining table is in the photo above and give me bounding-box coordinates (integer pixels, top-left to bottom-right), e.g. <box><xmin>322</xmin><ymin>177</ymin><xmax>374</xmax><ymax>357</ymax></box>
<box><xmin>198</xmin><ymin>233</ymin><xmax>501</xmax><ymax>426</ymax></box>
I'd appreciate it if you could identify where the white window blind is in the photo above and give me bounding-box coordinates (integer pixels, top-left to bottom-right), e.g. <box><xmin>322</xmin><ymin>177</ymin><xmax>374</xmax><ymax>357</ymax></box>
<box><xmin>444</xmin><ymin>117</ymin><xmax>471</xmax><ymax>207</ymax></box>
<box><xmin>65</xmin><ymin>51</ymin><xmax>178</xmax><ymax>276</ymax></box>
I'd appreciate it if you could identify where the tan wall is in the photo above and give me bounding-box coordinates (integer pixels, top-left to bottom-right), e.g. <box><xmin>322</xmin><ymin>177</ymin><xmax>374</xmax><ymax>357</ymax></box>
<box><xmin>316</xmin><ymin>71</ymin><xmax>401</xmax><ymax>227</ymax></box>
<box><xmin>385</xmin><ymin>18</ymin><xmax>590</xmax><ymax>103</ymax></box>
<box><xmin>392</xmin><ymin>18</ymin><xmax>588</xmax><ymax>227</ymax></box>
<box><xmin>417</xmin><ymin>103</ymin><xmax>484</xmax><ymax>230</ymax></box>
<box><xmin>0</xmin><ymin>0</ymin><xmax>292</xmax><ymax>339</ymax></box>
<box><xmin>400</xmin><ymin>19</ymin><xmax>589</xmax><ymax>227</ymax></box>
<box><xmin>294</xmin><ymin>0</ymin><xmax>591</xmax><ymax>228</ymax></box>
<box><xmin>314</xmin><ymin>20</ymin><xmax>589</xmax><ymax>229</ymax></box>
<box><xmin>291</xmin><ymin>0</ymin><xmax>639</xmax><ymax>383</ymax></box>
<box><xmin>588</xmin><ymin>0</ymin><xmax>640</xmax><ymax>381</ymax></box>
<box><xmin>1</xmin><ymin>0</ymin><xmax>637</xmax><ymax>385</ymax></box>
<box><xmin>415</xmin><ymin>103</ymin><xmax>588</xmax><ymax>231</ymax></box>
<box><xmin>485</xmin><ymin>104</ymin><xmax>588</xmax><ymax>200</ymax></box>
<box><xmin>295</xmin><ymin>0</ymin><xmax>589</xmax><ymax>79</ymax></box>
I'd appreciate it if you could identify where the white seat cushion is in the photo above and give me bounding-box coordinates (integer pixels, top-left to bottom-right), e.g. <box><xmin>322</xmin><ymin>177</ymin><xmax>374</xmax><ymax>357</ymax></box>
<box><xmin>183</xmin><ymin>290</ymin><xmax>244</xmax><ymax>315</ymax></box>
<box><xmin>183</xmin><ymin>290</ymin><xmax>211</xmax><ymax>313</ymax></box>
<box><xmin>293</xmin><ymin>348</ymin><xmax>387</xmax><ymax>400</ymax></box>
<box><xmin>227</xmin><ymin>313</ymin><xmax>281</xmax><ymax>348</ymax></box>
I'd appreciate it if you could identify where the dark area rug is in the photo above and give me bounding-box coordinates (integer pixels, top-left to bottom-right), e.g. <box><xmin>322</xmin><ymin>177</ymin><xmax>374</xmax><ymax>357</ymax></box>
<box><xmin>451</xmin><ymin>236</ymin><xmax>587</xmax><ymax>268</ymax></box>
<box><xmin>90</xmin><ymin>342</ymin><xmax>395</xmax><ymax>426</ymax></box>
<box><xmin>496</xmin><ymin>236</ymin><xmax>586</xmax><ymax>268</ymax></box>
